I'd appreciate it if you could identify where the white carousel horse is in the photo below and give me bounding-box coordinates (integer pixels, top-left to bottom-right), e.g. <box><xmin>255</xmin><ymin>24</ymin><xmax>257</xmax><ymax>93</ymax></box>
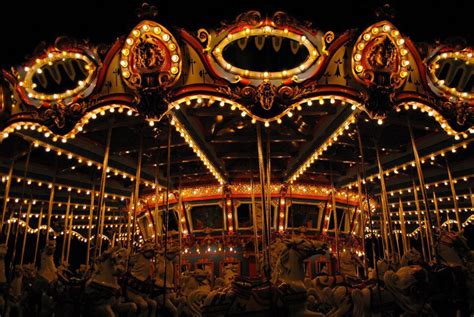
<box><xmin>339</xmin><ymin>249</ymin><xmax>364</xmax><ymax>280</ymax></box>
<box><xmin>198</xmin><ymin>238</ymin><xmax>329</xmax><ymax>317</ymax></box>
<box><xmin>126</xmin><ymin>243</ymin><xmax>158</xmax><ymax>317</ymax></box>
<box><xmin>83</xmin><ymin>246</ymin><xmax>137</xmax><ymax>317</ymax></box>
<box><xmin>0</xmin><ymin>244</ymin><xmax>7</xmax><ymax>314</ymax></box>
<box><xmin>176</xmin><ymin>269</ymin><xmax>212</xmax><ymax>317</ymax></box>
<box><xmin>214</xmin><ymin>262</ymin><xmax>239</xmax><ymax>288</ymax></box>
<box><xmin>383</xmin><ymin>265</ymin><xmax>435</xmax><ymax>316</ymax></box>
<box><xmin>153</xmin><ymin>245</ymin><xmax>180</xmax><ymax>317</ymax></box>
<box><xmin>38</xmin><ymin>239</ymin><xmax>58</xmax><ymax>284</ymax></box>
<box><xmin>399</xmin><ymin>248</ymin><xmax>423</xmax><ymax>267</ymax></box>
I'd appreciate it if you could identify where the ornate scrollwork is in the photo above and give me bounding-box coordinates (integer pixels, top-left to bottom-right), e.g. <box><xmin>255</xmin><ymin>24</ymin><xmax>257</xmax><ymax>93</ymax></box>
<box><xmin>197</xmin><ymin>28</ymin><xmax>212</xmax><ymax>51</ymax></box>
<box><xmin>218</xmin><ymin>10</ymin><xmax>263</xmax><ymax>32</ymax></box>
<box><xmin>272</xmin><ymin>11</ymin><xmax>312</xmax><ymax>29</ymax></box>
<box><xmin>40</xmin><ymin>101</ymin><xmax>87</xmax><ymax>130</ymax></box>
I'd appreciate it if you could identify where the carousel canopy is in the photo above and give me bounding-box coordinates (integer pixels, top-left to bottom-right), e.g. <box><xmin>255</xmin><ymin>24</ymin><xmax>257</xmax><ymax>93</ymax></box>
<box><xmin>0</xmin><ymin>1</ymin><xmax>473</xmax><ymax>245</ymax></box>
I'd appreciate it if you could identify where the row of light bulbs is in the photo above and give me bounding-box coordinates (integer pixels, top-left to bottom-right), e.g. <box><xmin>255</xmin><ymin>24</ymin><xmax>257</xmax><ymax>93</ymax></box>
<box><xmin>0</xmin><ymin>104</ymin><xmax>161</xmax><ymax>190</ymax></box>
<box><xmin>1</xmin><ymin>174</ymin><xmax>128</xmax><ymax>203</ymax></box>
<box><xmin>346</xmin><ymin>140</ymin><xmax>472</xmax><ymax>189</ymax></box>
<box><xmin>170</xmin><ymin>113</ymin><xmax>226</xmax><ymax>184</ymax></box>
<box><xmin>289</xmin><ymin>113</ymin><xmax>358</xmax><ymax>183</ymax></box>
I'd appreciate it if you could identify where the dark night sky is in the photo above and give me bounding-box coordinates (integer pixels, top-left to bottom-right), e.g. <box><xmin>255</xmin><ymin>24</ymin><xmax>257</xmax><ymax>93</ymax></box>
<box><xmin>0</xmin><ymin>0</ymin><xmax>472</xmax><ymax>68</ymax></box>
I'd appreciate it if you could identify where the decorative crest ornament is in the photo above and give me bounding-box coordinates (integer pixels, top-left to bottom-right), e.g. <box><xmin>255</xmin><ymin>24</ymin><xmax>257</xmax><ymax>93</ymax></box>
<box><xmin>121</xmin><ymin>20</ymin><xmax>182</xmax><ymax>90</ymax></box>
<box><xmin>352</xmin><ymin>21</ymin><xmax>409</xmax><ymax>89</ymax></box>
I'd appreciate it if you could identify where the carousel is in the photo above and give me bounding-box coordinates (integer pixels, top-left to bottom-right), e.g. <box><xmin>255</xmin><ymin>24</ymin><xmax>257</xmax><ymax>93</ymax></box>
<box><xmin>0</xmin><ymin>3</ymin><xmax>473</xmax><ymax>316</ymax></box>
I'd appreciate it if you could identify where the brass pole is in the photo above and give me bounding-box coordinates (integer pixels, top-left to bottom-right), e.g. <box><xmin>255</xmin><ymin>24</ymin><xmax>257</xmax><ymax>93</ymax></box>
<box><xmin>86</xmin><ymin>185</ymin><xmax>95</xmax><ymax>269</ymax></box>
<box><xmin>66</xmin><ymin>212</ymin><xmax>74</xmax><ymax>264</ymax></box>
<box><xmin>445</xmin><ymin>158</ymin><xmax>461</xmax><ymax>232</ymax></box>
<box><xmin>98</xmin><ymin>202</ymin><xmax>106</xmax><ymax>255</ymax></box>
<box><xmin>355</xmin><ymin>122</ymin><xmax>381</xmax><ymax>287</ymax></box>
<box><xmin>19</xmin><ymin>201</ymin><xmax>32</xmax><ymax>265</ymax></box>
<box><xmin>154</xmin><ymin>167</ymin><xmax>160</xmax><ymax>245</ymax></box>
<box><xmin>1</xmin><ymin>160</ymin><xmax>14</xmax><ymax>237</ymax></box>
<box><xmin>45</xmin><ymin>181</ymin><xmax>56</xmax><ymax>244</ymax></box>
<box><xmin>61</xmin><ymin>194</ymin><xmax>71</xmax><ymax>263</ymax></box>
<box><xmin>356</xmin><ymin>172</ymin><xmax>368</xmax><ymax>276</ymax></box>
<box><xmin>432</xmin><ymin>192</ymin><xmax>441</xmax><ymax>230</ymax></box>
<box><xmin>5</xmin><ymin>207</ymin><xmax>15</xmax><ymax>246</ymax></box>
<box><xmin>256</xmin><ymin>123</ymin><xmax>271</xmax><ymax>279</ymax></box>
<box><xmin>398</xmin><ymin>197</ymin><xmax>409</xmax><ymax>254</ymax></box>
<box><xmin>34</xmin><ymin>204</ymin><xmax>44</xmax><ymax>265</ymax></box>
<box><xmin>250</xmin><ymin>177</ymin><xmax>260</xmax><ymax>274</ymax></box>
<box><xmin>331</xmin><ymin>187</ymin><xmax>340</xmax><ymax>271</ymax></box>
<box><xmin>162</xmin><ymin>119</ymin><xmax>172</xmax><ymax>308</ymax></box>
<box><xmin>447</xmin><ymin>212</ymin><xmax>451</xmax><ymax>232</ymax></box>
<box><xmin>375</xmin><ymin>145</ymin><xmax>396</xmax><ymax>261</ymax></box>
<box><xmin>93</xmin><ymin>126</ymin><xmax>113</xmax><ymax>262</ymax></box>
<box><xmin>126</xmin><ymin>191</ymin><xmax>134</xmax><ymax>251</ymax></box>
<box><xmin>130</xmin><ymin>132</ymin><xmax>143</xmax><ymax>253</ymax></box>
<box><xmin>412</xmin><ymin>180</ymin><xmax>428</xmax><ymax>262</ymax></box>
<box><xmin>407</xmin><ymin>119</ymin><xmax>435</xmax><ymax>259</ymax></box>
<box><xmin>9</xmin><ymin>204</ymin><xmax>23</xmax><ymax>263</ymax></box>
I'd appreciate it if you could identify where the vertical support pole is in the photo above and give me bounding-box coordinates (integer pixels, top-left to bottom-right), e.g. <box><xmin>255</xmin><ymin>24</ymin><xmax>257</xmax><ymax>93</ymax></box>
<box><xmin>66</xmin><ymin>211</ymin><xmax>74</xmax><ymax>264</ymax></box>
<box><xmin>375</xmin><ymin>145</ymin><xmax>396</xmax><ymax>261</ymax></box>
<box><xmin>34</xmin><ymin>204</ymin><xmax>44</xmax><ymax>265</ymax></box>
<box><xmin>398</xmin><ymin>197</ymin><xmax>409</xmax><ymax>254</ymax></box>
<box><xmin>86</xmin><ymin>185</ymin><xmax>95</xmax><ymax>269</ymax></box>
<box><xmin>445</xmin><ymin>158</ymin><xmax>461</xmax><ymax>232</ymax></box>
<box><xmin>126</xmin><ymin>191</ymin><xmax>134</xmax><ymax>251</ymax></box>
<box><xmin>256</xmin><ymin>123</ymin><xmax>271</xmax><ymax>279</ymax></box>
<box><xmin>130</xmin><ymin>131</ymin><xmax>143</xmax><ymax>253</ymax></box>
<box><xmin>412</xmin><ymin>180</ymin><xmax>428</xmax><ymax>262</ymax></box>
<box><xmin>250</xmin><ymin>177</ymin><xmax>260</xmax><ymax>275</ymax></box>
<box><xmin>98</xmin><ymin>203</ymin><xmax>106</xmax><ymax>254</ymax></box>
<box><xmin>45</xmin><ymin>181</ymin><xmax>56</xmax><ymax>244</ymax></box>
<box><xmin>61</xmin><ymin>194</ymin><xmax>71</xmax><ymax>263</ymax></box>
<box><xmin>407</xmin><ymin>119</ymin><xmax>435</xmax><ymax>259</ymax></box>
<box><xmin>93</xmin><ymin>126</ymin><xmax>112</xmax><ymax>262</ymax></box>
<box><xmin>432</xmin><ymin>192</ymin><xmax>441</xmax><ymax>230</ymax></box>
<box><xmin>20</xmin><ymin>201</ymin><xmax>32</xmax><ymax>265</ymax></box>
<box><xmin>356</xmin><ymin>172</ymin><xmax>368</xmax><ymax>276</ymax></box>
<box><xmin>1</xmin><ymin>160</ymin><xmax>14</xmax><ymax>237</ymax></box>
<box><xmin>10</xmin><ymin>204</ymin><xmax>24</xmax><ymax>265</ymax></box>
<box><xmin>162</xmin><ymin>121</ymin><xmax>172</xmax><ymax>308</ymax></box>
<box><xmin>331</xmin><ymin>186</ymin><xmax>340</xmax><ymax>271</ymax></box>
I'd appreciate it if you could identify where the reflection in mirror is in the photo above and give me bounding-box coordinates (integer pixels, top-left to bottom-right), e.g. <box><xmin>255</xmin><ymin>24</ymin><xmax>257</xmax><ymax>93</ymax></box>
<box><xmin>190</xmin><ymin>204</ymin><xmax>224</xmax><ymax>231</ymax></box>
<box><xmin>287</xmin><ymin>203</ymin><xmax>320</xmax><ymax>229</ymax></box>
<box><xmin>236</xmin><ymin>203</ymin><xmax>253</xmax><ymax>229</ymax></box>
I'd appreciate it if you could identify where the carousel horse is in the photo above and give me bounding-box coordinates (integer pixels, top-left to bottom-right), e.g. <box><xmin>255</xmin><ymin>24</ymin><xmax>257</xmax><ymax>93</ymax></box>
<box><xmin>176</xmin><ymin>269</ymin><xmax>212</xmax><ymax>317</ymax></box>
<box><xmin>0</xmin><ymin>244</ymin><xmax>8</xmax><ymax>314</ymax></box>
<box><xmin>383</xmin><ymin>265</ymin><xmax>435</xmax><ymax>316</ymax></box>
<box><xmin>432</xmin><ymin>230</ymin><xmax>474</xmax><ymax>314</ymax></box>
<box><xmin>126</xmin><ymin>242</ymin><xmax>158</xmax><ymax>317</ymax></box>
<box><xmin>83</xmin><ymin>246</ymin><xmax>137</xmax><ymax>317</ymax></box>
<box><xmin>4</xmin><ymin>265</ymin><xmax>24</xmax><ymax>317</ymax></box>
<box><xmin>399</xmin><ymin>248</ymin><xmax>423</xmax><ymax>267</ymax></box>
<box><xmin>28</xmin><ymin>239</ymin><xmax>59</xmax><ymax>316</ymax></box>
<box><xmin>339</xmin><ymin>250</ymin><xmax>364</xmax><ymax>282</ymax></box>
<box><xmin>214</xmin><ymin>262</ymin><xmax>239</xmax><ymax>288</ymax></box>
<box><xmin>199</xmin><ymin>238</ymin><xmax>329</xmax><ymax>317</ymax></box>
<box><xmin>153</xmin><ymin>244</ymin><xmax>180</xmax><ymax>317</ymax></box>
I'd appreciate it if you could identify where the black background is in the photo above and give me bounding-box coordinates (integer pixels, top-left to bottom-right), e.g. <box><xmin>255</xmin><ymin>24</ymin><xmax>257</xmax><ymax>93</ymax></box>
<box><xmin>0</xmin><ymin>0</ymin><xmax>472</xmax><ymax>68</ymax></box>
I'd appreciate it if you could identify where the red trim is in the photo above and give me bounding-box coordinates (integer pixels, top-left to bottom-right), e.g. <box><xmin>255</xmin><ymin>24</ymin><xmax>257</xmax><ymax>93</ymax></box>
<box><xmin>94</xmin><ymin>38</ymin><xmax>124</xmax><ymax>94</ymax></box>
<box><xmin>178</xmin><ymin>29</ymin><xmax>228</xmax><ymax>84</ymax></box>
